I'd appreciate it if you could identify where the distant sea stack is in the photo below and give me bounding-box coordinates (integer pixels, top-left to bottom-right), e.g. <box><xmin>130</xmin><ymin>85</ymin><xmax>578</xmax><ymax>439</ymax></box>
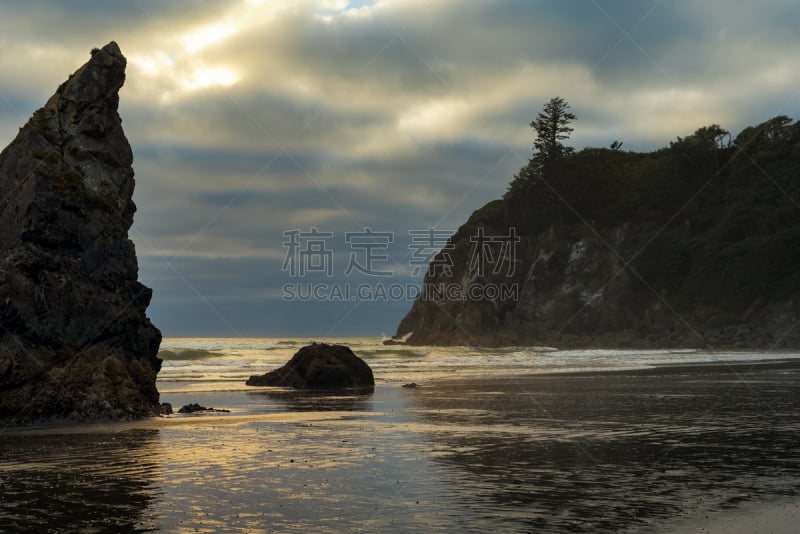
<box><xmin>395</xmin><ymin>118</ymin><xmax>800</xmax><ymax>348</ymax></box>
<box><xmin>0</xmin><ymin>42</ymin><xmax>162</xmax><ymax>422</ymax></box>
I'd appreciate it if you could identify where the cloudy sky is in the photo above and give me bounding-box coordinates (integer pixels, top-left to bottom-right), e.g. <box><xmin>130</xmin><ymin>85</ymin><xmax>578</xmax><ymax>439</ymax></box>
<box><xmin>1</xmin><ymin>0</ymin><xmax>799</xmax><ymax>338</ymax></box>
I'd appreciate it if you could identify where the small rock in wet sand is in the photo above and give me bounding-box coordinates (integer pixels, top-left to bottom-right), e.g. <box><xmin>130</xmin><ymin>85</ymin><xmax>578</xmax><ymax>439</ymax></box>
<box><xmin>177</xmin><ymin>403</ymin><xmax>230</xmax><ymax>414</ymax></box>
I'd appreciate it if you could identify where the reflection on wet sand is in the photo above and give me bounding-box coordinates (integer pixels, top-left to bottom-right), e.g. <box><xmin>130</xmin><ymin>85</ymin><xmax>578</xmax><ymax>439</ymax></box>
<box><xmin>248</xmin><ymin>387</ymin><xmax>375</xmax><ymax>412</ymax></box>
<box><xmin>410</xmin><ymin>361</ymin><xmax>800</xmax><ymax>532</ymax></box>
<box><xmin>1</xmin><ymin>360</ymin><xmax>798</xmax><ymax>532</ymax></box>
<box><xmin>132</xmin><ymin>388</ymin><xmax>454</xmax><ymax>532</ymax></box>
<box><xmin>0</xmin><ymin>429</ymin><xmax>161</xmax><ymax>532</ymax></box>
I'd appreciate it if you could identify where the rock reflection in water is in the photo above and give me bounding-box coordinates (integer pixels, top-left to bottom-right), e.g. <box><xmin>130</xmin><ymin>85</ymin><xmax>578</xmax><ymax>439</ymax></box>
<box><xmin>250</xmin><ymin>387</ymin><xmax>375</xmax><ymax>412</ymax></box>
<box><xmin>0</xmin><ymin>429</ymin><xmax>160</xmax><ymax>532</ymax></box>
<box><xmin>411</xmin><ymin>362</ymin><xmax>800</xmax><ymax>532</ymax></box>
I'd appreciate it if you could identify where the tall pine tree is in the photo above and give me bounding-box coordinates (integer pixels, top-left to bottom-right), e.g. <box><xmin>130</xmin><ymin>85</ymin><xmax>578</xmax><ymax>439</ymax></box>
<box><xmin>530</xmin><ymin>97</ymin><xmax>576</xmax><ymax>173</ymax></box>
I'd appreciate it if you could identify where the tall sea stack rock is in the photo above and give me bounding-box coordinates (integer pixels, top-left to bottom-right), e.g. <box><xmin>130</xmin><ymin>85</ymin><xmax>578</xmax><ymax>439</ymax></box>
<box><xmin>0</xmin><ymin>42</ymin><xmax>162</xmax><ymax>422</ymax></box>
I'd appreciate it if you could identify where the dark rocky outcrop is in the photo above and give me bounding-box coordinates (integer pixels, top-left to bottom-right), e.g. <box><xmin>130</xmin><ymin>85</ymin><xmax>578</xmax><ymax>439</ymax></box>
<box><xmin>397</xmin><ymin>219</ymin><xmax>800</xmax><ymax>348</ymax></box>
<box><xmin>0</xmin><ymin>42</ymin><xmax>162</xmax><ymax>422</ymax></box>
<box><xmin>246</xmin><ymin>343</ymin><xmax>374</xmax><ymax>389</ymax></box>
<box><xmin>396</xmin><ymin>222</ymin><xmax>706</xmax><ymax>347</ymax></box>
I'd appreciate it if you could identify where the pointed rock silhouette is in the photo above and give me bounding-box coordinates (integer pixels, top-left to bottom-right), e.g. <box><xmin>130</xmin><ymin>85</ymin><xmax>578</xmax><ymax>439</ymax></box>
<box><xmin>0</xmin><ymin>42</ymin><xmax>162</xmax><ymax>422</ymax></box>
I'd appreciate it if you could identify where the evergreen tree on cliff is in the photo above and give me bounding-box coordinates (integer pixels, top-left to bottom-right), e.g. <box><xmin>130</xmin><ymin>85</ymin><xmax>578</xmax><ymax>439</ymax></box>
<box><xmin>506</xmin><ymin>96</ymin><xmax>577</xmax><ymax>218</ymax></box>
<box><xmin>530</xmin><ymin>96</ymin><xmax>576</xmax><ymax>173</ymax></box>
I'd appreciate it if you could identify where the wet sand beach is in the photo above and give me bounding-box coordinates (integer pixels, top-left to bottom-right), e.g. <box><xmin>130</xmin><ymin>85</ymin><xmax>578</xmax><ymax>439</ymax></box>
<box><xmin>1</xmin><ymin>357</ymin><xmax>799</xmax><ymax>532</ymax></box>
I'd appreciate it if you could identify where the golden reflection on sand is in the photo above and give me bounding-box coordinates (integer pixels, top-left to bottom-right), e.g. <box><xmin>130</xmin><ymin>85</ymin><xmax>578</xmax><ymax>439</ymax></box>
<box><xmin>3</xmin><ymin>361</ymin><xmax>800</xmax><ymax>532</ymax></box>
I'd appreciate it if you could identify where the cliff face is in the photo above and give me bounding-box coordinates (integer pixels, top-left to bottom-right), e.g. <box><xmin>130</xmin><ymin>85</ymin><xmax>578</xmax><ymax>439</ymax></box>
<box><xmin>396</xmin><ymin>123</ymin><xmax>800</xmax><ymax>348</ymax></box>
<box><xmin>0</xmin><ymin>42</ymin><xmax>162</xmax><ymax>421</ymax></box>
<box><xmin>397</xmin><ymin>220</ymin><xmax>799</xmax><ymax>348</ymax></box>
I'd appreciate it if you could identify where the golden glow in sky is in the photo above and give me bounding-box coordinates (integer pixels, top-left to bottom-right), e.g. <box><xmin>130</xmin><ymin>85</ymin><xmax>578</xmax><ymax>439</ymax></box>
<box><xmin>182</xmin><ymin>23</ymin><xmax>238</xmax><ymax>54</ymax></box>
<box><xmin>181</xmin><ymin>67</ymin><xmax>239</xmax><ymax>91</ymax></box>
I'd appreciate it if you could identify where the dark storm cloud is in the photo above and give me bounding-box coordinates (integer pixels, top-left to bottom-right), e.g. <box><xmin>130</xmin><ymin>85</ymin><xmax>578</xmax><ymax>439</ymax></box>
<box><xmin>0</xmin><ymin>0</ymin><xmax>226</xmax><ymax>37</ymax></box>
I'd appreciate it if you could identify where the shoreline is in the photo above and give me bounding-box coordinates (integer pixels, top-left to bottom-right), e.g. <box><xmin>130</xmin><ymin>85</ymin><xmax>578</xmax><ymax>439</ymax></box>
<box><xmin>2</xmin><ymin>352</ymin><xmax>799</xmax><ymax>532</ymax></box>
<box><xmin>3</xmin><ymin>355</ymin><xmax>800</xmax><ymax>435</ymax></box>
<box><xmin>428</xmin><ymin>354</ymin><xmax>800</xmax><ymax>385</ymax></box>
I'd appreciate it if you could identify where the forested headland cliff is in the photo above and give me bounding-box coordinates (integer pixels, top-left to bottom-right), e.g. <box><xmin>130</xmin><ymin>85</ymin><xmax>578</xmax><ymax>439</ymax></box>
<box><xmin>395</xmin><ymin>103</ymin><xmax>800</xmax><ymax>348</ymax></box>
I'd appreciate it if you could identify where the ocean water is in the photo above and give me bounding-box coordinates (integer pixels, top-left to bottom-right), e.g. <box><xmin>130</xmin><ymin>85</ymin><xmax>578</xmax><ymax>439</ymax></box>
<box><xmin>2</xmin><ymin>339</ymin><xmax>800</xmax><ymax>533</ymax></box>
<box><xmin>155</xmin><ymin>336</ymin><xmax>799</xmax><ymax>394</ymax></box>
